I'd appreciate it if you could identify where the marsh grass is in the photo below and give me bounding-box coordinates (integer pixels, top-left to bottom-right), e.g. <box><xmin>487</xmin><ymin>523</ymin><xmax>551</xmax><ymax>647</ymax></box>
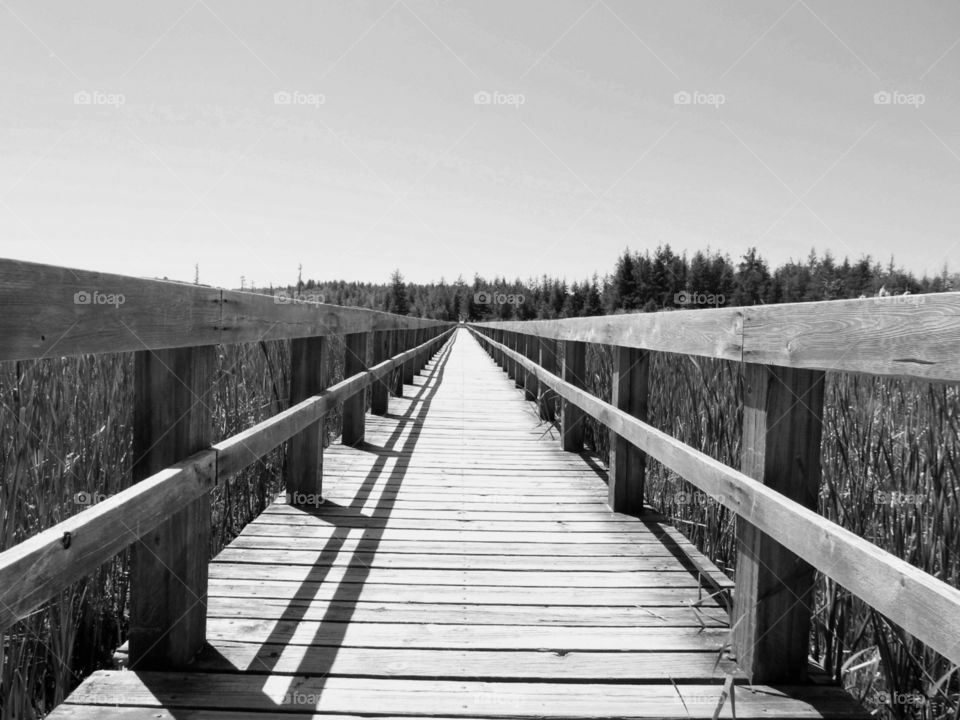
<box><xmin>0</xmin><ymin>334</ymin><xmax>349</xmax><ymax>718</ymax></box>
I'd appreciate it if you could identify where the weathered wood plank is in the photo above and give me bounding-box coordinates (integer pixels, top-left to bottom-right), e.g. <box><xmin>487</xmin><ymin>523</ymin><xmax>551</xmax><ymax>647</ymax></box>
<box><xmin>129</xmin><ymin>346</ymin><xmax>214</xmax><ymax>669</ymax></box>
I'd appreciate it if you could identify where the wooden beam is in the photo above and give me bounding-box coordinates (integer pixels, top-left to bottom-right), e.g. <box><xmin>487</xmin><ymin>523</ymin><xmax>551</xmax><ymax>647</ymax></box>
<box><xmin>402</xmin><ymin>329</ymin><xmax>415</xmax><ymax>385</ymax></box>
<box><xmin>391</xmin><ymin>329</ymin><xmax>404</xmax><ymax>397</ymax></box>
<box><xmin>287</xmin><ymin>337</ymin><xmax>327</xmax><ymax>506</ymax></box>
<box><xmin>561</xmin><ymin>340</ymin><xmax>586</xmax><ymax>452</ymax></box>
<box><xmin>732</xmin><ymin>364</ymin><xmax>825</xmax><ymax>683</ymax></box>
<box><xmin>523</xmin><ymin>334</ymin><xmax>538</xmax><ymax>402</ymax></box>
<box><xmin>0</xmin><ymin>259</ymin><xmax>449</xmax><ymax>362</ymax></box>
<box><xmin>0</xmin><ymin>451</ymin><xmax>215</xmax><ymax>634</ymax></box>
<box><xmin>539</xmin><ymin>337</ymin><xmax>558</xmax><ymax>421</ymax></box>
<box><xmin>608</xmin><ymin>346</ymin><xmax>648</xmax><ymax>516</ymax></box>
<box><xmin>130</xmin><ymin>345</ymin><xmax>214</xmax><ymax>669</ymax></box>
<box><xmin>341</xmin><ymin>332</ymin><xmax>369</xmax><ymax>446</ymax></box>
<box><xmin>370</xmin><ymin>330</ymin><xmax>390</xmax><ymax>415</ymax></box>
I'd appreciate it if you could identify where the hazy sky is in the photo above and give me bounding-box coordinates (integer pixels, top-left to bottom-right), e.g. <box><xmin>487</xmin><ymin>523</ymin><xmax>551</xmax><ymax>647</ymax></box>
<box><xmin>1</xmin><ymin>1</ymin><xmax>958</xmax><ymax>287</ymax></box>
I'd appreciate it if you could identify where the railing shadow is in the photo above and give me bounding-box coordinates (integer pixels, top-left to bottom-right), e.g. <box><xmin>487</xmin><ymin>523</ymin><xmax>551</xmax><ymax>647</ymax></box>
<box><xmin>142</xmin><ymin>334</ymin><xmax>455</xmax><ymax>714</ymax></box>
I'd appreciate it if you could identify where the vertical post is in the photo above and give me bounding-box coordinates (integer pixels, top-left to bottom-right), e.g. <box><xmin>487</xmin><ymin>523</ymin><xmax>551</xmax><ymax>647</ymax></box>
<box><xmin>539</xmin><ymin>337</ymin><xmax>558</xmax><ymax>421</ymax></box>
<box><xmin>505</xmin><ymin>332</ymin><xmax>517</xmax><ymax>381</ymax></box>
<box><xmin>513</xmin><ymin>333</ymin><xmax>524</xmax><ymax>388</ymax></box>
<box><xmin>732</xmin><ymin>363</ymin><xmax>825</xmax><ymax>683</ymax></box>
<box><xmin>523</xmin><ymin>334</ymin><xmax>537</xmax><ymax>401</ymax></box>
<box><xmin>561</xmin><ymin>340</ymin><xmax>586</xmax><ymax>452</ymax></box>
<box><xmin>608</xmin><ymin>346</ymin><xmax>649</xmax><ymax>515</ymax></box>
<box><xmin>130</xmin><ymin>346</ymin><xmax>214</xmax><ymax>669</ymax></box>
<box><xmin>288</xmin><ymin>337</ymin><xmax>327</xmax><ymax>504</ymax></box>
<box><xmin>391</xmin><ymin>329</ymin><xmax>404</xmax><ymax>397</ymax></box>
<box><xmin>402</xmin><ymin>328</ymin><xmax>415</xmax><ymax>385</ymax></box>
<box><xmin>342</xmin><ymin>331</ymin><xmax>368</xmax><ymax>446</ymax></box>
<box><xmin>371</xmin><ymin>329</ymin><xmax>390</xmax><ymax>415</ymax></box>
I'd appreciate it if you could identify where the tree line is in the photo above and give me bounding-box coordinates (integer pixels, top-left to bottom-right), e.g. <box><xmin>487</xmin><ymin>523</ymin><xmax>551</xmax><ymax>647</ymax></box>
<box><xmin>267</xmin><ymin>246</ymin><xmax>956</xmax><ymax>321</ymax></box>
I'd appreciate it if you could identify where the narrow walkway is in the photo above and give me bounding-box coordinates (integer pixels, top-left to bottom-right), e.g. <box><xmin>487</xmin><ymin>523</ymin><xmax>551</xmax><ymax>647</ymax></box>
<box><xmin>52</xmin><ymin>328</ymin><xmax>863</xmax><ymax>718</ymax></box>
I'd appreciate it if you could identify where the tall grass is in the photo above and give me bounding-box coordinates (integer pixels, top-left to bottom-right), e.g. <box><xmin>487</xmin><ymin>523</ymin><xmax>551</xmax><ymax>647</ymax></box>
<box><xmin>574</xmin><ymin>345</ymin><xmax>960</xmax><ymax>719</ymax></box>
<box><xmin>0</xmin><ymin>335</ymin><xmax>349</xmax><ymax>718</ymax></box>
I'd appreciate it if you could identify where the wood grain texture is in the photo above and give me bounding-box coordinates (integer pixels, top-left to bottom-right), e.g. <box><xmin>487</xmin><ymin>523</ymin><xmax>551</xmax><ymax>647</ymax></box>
<box><xmin>561</xmin><ymin>340</ymin><xmax>586</xmax><ymax>452</ymax></box>
<box><xmin>0</xmin><ymin>259</ymin><xmax>449</xmax><ymax>362</ymax></box>
<box><xmin>341</xmin><ymin>332</ymin><xmax>368</xmax><ymax>446</ymax></box>
<box><xmin>287</xmin><ymin>336</ymin><xmax>327</xmax><ymax>502</ymax></box>
<box><xmin>130</xmin><ymin>346</ymin><xmax>214</xmax><ymax>669</ymax></box>
<box><xmin>732</xmin><ymin>363</ymin><xmax>825</xmax><ymax>683</ymax></box>
<box><xmin>608</xmin><ymin>346</ymin><xmax>648</xmax><ymax>515</ymax></box>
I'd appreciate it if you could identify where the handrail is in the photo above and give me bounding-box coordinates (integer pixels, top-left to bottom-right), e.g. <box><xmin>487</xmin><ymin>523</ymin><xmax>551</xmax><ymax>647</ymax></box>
<box><xmin>469</xmin><ymin>325</ymin><xmax>960</xmax><ymax>675</ymax></box>
<box><xmin>474</xmin><ymin>292</ymin><xmax>960</xmax><ymax>382</ymax></box>
<box><xmin>0</xmin><ymin>258</ymin><xmax>447</xmax><ymax>362</ymax></box>
<box><xmin>0</xmin><ymin>323</ymin><xmax>455</xmax><ymax>634</ymax></box>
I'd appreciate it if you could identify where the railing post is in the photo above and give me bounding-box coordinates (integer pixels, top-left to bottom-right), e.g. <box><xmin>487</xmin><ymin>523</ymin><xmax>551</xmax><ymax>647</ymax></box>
<box><xmin>391</xmin><ymin>329</ymin><xmax>404</xmax><ymax>397</ymax></box>
<box><xmin>371</xmin><ymin>329</ymin><xmax>390</xmax><ymax>415</ymax></box>
<box><xmin>287</xmin><ymin>337</ymin><xmax>327</xmax><ymax>505</ymax></box>
<box><xmin>523</xmin><ymin>333</ymin><xmax>538</xmax><ymax>402</ymax></box>
<box><xmin>539</xmin><ymin>337</ymin><xmax>558</xmax><ymax>421</ymax></box>
<box><xmin>513</xmin><ymin>333</ymin><xmax>524</xmax><ymax>388</ymax></box>
<box><xmin>732</xmin><ymin>363</ymin><xmax>825</xmax><ymax>683</ymax></box>
<box><xmin>505</xmin><ymin>332</ymin><xmax>517</xmax><ymax>381</ymax></box>
<box><xmin>129</xmin><ymin>345</ymin><xmax>214</xmax><ymax>669</ymax></box>
<box><xmin>342</xmin><ymin>331</ymin><xmax>368</xmax><ymax>446</ymax></box>
<box><xmin>608</xmin><ymin>347</ymin><xmax>648</xmax><ymax>515</ymax></box>
<box><xmin>561</xmin><ymin>340</ymin><xmax>586</xmax><ymax>452</ymax></box>
<box><xmin>402</xmin><ymin>328</ymin><xmax>415</xmax><ymax>385</ymax></box>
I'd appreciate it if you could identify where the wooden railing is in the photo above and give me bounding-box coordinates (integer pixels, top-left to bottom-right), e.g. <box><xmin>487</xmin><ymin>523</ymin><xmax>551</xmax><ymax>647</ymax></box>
<box><xmin>0</xmin><ymin>259</ymin><xmax>453</xmax><ymax>669</ymax></box>
<box><xmin>469</xmin><ymin>291</ymin><xmax>960</xmax><ymax>683</ymax></box>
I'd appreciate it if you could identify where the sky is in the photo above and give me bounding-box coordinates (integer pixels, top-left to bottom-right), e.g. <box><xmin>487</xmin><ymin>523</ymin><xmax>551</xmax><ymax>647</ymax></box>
<box><xmin>1</xmin><ymin>1</ymin><xmax>958</xmax><ymax>288</ymax></box>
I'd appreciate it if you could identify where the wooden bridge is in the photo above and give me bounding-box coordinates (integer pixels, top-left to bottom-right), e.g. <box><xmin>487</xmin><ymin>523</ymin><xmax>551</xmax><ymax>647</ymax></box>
<box><xmin>2</xmin><ymin>259</ymin><xmax>960</xmax><ymax>719</ymax></box>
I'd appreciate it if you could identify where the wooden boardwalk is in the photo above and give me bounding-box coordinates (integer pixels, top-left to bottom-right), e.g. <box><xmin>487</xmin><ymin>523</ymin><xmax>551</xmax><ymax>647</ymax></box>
<box><xmin>50</xmin><ymin>329</ymin><xmax>864</xmax><ymax>719</ymax></box>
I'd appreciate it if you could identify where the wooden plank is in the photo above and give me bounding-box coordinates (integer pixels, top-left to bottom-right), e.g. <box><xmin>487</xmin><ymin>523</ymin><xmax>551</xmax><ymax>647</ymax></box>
<box><xmin>732</xmin><ymin>363</ymin><xmax>825</xmax><ymax>683</ymax></box>
<box><xmin>608</xmin><ymin>346</ymin><xmax>648</xmax><ymax>515</ymax></box>
<box><xmin>341</xmin><ymin>332</ymin><xmax>368</xmax><ymax>446</ymax></box>
<box><xmin>523</xmin><ymin>333</ymin><xmax>537</xmax><ymax>401</ymax></box>
<box><xmin>130</xmin><ymin>346</ymin><xmax>214</xmax><ymax>669</ymax></box>
<box><xmin>59</xmin><ymin>672</ymin><xmax>867</xmax><ymax>718</ymax></box>
<box><xmin>204</xmin><ymin>597</ymin><xmax>730</xmax><ymax>626</ymax></box>
<box><xmin>370</xmin><ymin>329</ymin><xmax>390</xmax><ymax>414</ymax></box>
<box><xmin>539</xmin><ymin>336</ymin><xmax>558</xmax><ymax>420</ymax></box>
<box><xmin>742</xmin><ymin>293</ymin><xmax>960</xmax><ymax>381</ymax></box>
<box><xmin>286</xmin><ymin>336</ymin><xmax>326</xmax><ymax>505</ymax></box>
<box><xmin>0</xmin><ymin>451</ymin><xmax>215</xmax><ymax>633</ymax></box>
<box><xmin>561</xmin><ymin>340</ymin><xmax>586</xmax><ymax>451</ymax></box>
<box><xmin>472</xmin><ymin>329</ymin><xmax>960</xmax><ymax>666</ymax></box>
<box><xmin>192</xmin><ymin>642</ymin><xmax>742</xmax><ymax>679</ymax></box>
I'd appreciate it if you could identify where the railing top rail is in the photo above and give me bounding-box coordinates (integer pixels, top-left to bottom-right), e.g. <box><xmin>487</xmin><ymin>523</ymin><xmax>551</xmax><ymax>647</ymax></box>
<box><xmin>0</xmin><ymin>258</ymin><xmax>450</xmax><ymax>362</ymax></box>
<box><xmin>472</xmin><ymin>291</ymin><xmax>960</xmax><ymax>382</ymax></box>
